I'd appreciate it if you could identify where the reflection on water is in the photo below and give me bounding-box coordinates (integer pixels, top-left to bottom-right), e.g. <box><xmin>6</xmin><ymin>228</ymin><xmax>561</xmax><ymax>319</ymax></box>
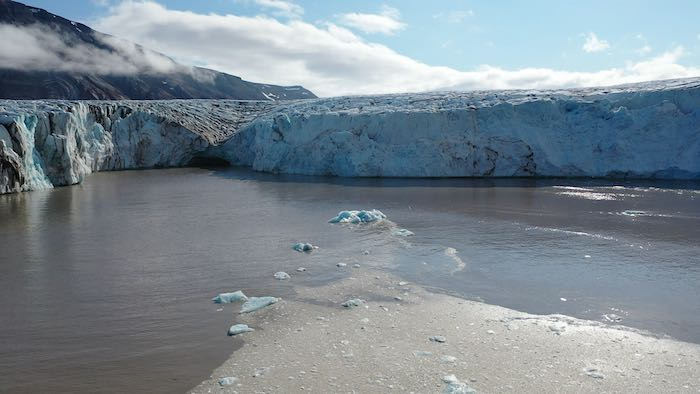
<box><xmin>1</xmin><ymin>166</ymin><xmax>699</xmax><ymax>393</ymax></box>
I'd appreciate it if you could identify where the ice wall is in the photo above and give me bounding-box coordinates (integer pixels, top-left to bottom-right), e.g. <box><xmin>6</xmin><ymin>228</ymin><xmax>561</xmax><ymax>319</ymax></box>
<box><xmin>0</xmin><ymin>100</ymin><xmax>274</xmax><ymax>194</ymax></box>
<box><xmin>2</xmin><ymin>78</ymin><xmax>699</xmax><ymax>195</ymax></box>
<box><xmin>219</xmin><ymin>78</ymin><xmax>700</xmax><ymax>179</ymax></box>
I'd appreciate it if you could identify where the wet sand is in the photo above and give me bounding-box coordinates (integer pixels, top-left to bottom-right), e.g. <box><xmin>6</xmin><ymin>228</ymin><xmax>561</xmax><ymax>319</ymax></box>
<box><xmin>191</xmin><ymin>269</ymin><xmax>700</xmax><ymax>393</ymax></box>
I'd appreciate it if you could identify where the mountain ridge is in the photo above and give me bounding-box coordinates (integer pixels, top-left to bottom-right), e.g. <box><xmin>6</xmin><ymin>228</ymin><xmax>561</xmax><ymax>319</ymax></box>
<box><xmin>0</xmin><ymin>0</ymin><xmax>316</xmax><ymax>100</ymax></box>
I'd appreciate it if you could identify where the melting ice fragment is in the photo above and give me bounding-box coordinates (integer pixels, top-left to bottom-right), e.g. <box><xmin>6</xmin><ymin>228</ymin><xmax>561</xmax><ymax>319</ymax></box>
<box><xmin>329</xmin><ymin>209</ymin><xmax>386</xmax><ymax>224</ymax></box>
<box><xmin>293</xmin><ymin>242</ymin><xmax>317</xmax><ymax>252</ymax></box>
<box><xmin>274</xmin><ymin>271</ymin><xmax>291</xmax><ymax>280</ymax></box>
<box><xmin>341</xmin><ymin>298</ymin><xmax>365</xmax><ymax>308</ymax></box>
<box><xmin>212</xmin><ymin>291</ymin><xmax>248</xmax><ymax>304</ymax></box>
<box><xmin>392</xmin><ymin>228</ymin><xmax>414</xmax><ymax>236</ymax></box>
<box><xmin>218</xmin><ymin>377</ymin><xmax>237</xmax><ymax>386</ymax></box>
<box><xmin>240</xmin><ymin>296</ymin><xmax>280</xmax><ymax>313</ymax></box>
<box><xmin>441</xmin><ymin>355</ymin><xmax>458</xmax><ymax>363</ymax></box>
<box><xmin>227</xmin><ymin>324</ymin><xmax>254</xmax><ymax>336</ymax></box>
<box><xmin>430</xmin><ymin>335</ymin><xmax>447</xmax><ymax>343</ymax></box>
<box><xmin>443</xmin><ymin>375</ymin><xmax>477</xmax><ymax>394</ymax></box>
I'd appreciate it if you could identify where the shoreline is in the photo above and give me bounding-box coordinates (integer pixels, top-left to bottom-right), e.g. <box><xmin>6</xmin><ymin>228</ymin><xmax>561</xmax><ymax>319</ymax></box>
<box><xmin>190</xmin><ymin>268</ymin><xmax>700</xmax><ymax>393</ymax></box>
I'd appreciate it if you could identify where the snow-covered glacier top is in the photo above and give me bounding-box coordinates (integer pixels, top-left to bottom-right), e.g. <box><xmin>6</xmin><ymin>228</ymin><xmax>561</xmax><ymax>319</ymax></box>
<box><xmin>262</xmin><ymin>77</ymin><xmax>700</xmax><ymax>116</ymax></box>
<box><xmin>1</xmin><ymin>78</ymin><xmax>699</xmax><ymax>194</ymax></box>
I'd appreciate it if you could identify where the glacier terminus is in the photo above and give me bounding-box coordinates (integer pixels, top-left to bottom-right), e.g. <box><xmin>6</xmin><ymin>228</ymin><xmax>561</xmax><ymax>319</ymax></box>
<box><xmin>1</xmin><ymin>78</ymin><xmax>699</xmax><ymax>194</ymax></box>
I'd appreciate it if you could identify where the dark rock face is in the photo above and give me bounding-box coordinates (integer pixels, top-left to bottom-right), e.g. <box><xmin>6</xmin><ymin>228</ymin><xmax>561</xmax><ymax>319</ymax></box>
<box><xmin>0</xmin><ymin>1</ymin><xmax>316</xmax><ymax>100</ymax></box>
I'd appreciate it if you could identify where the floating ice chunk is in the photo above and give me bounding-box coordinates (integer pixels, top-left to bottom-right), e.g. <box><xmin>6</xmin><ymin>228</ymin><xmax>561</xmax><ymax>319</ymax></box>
<box><xmin>441</xmin><ymin>355</ymin><xmax>458</xmax><ymax>363</ymax></box>
<box><xmin>329</xmin><ymin>209</ymin><xmax>386</xmax><ymax>224</ymax></box>
<box><xmin>228</xmin><ymin>324</ymin><xmax>254</xmax><ymax>336</ymax></box>
<box><xmin>212</xmin><ymin>291</ymin><xmax>248</xmax><ymax>304</ymax></box>
<box><xmin>442</xmin><ymin>375</ymin><xmax>477</xmax><ymax>393</ymax></box>
<box><xmin>293</xmin><ymin>242</ymin><xmax>317</xmax><ymax>252</ymax></box>
<box><xmin>274</xmin><ymin>271</ymin><xmax>291</xmax><ymax>280</ymax></box>
<box><xmin>296</xmin><ymin>267</ymin><xmax>307</xmax><ymax>272</ymax></box>
<box><xmin>430</xmin><ymin>335</ymin><xmax>447</xmax><ymax>343</ymax></box>
<box><xmin>240</xmin><ymin>296</ymin><xmax>279</xmax><ymax>313</ymax></box>
<box><xmin>336</xmin><ymin>262</ymin><xmax>347</xmax><ymax>268</ymax></box>
<box><xmin>218</xmin><ymin>377</ymin><xmax>237</xmax><ymax>386</ymax></box>
<box><xmin>392</xmin><ymin>228</ymin><xmax>414</xmax><ymax>237</ymax></box>
<box><xmin>560</xmin><ymin>298</ymin><xmax>567</xmax><ymax>302</ymax></box>
<box><xmin>341</xmin><ymin>298</ymin><xmax>365</xmax><ymax>308</ymax></box>
<box><xmin>352</xmin><ymin>263</ymin><xmax>361</xmax><ymax>268</ymax></box>
<box><xmin>362</xmin><ymin>250</ymin><xmax>371</xmax><ymax>255</ymax></box>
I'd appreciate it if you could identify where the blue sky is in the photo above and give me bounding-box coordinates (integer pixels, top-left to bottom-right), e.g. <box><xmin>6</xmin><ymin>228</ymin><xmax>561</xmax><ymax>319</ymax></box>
<box><xmin>16</xmin><ymin>0</ymin><xmax>700</xmax><ymax>96</ymax></box>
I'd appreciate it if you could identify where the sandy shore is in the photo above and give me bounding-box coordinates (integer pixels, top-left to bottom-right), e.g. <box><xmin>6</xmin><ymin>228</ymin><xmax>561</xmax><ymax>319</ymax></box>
<box><xmin>191</xmin><ymin>269</ymin><xmax>700</xmax><ymax>393</ymax></box>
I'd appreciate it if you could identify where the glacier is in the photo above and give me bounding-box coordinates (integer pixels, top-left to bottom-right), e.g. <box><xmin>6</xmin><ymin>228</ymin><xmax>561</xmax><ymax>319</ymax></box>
<box><xmin>1</xmin><ymin>78</ymin><xmax>699</xmax><ymax>194</ymax></box>
<box><xmin>219</xmin><ymin>78</ymin><xmax>700</xmax><ymax>178</ymax></box>
<box><xmin>0</xmin><ymin>100</ymin><xmax>275</xmax><ymax>194</ymax></box>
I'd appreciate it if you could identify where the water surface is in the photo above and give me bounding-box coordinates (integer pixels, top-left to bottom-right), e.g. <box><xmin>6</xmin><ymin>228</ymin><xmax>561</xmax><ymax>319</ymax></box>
<box><xmin>1</xmin><ymin>167</ymin><xmax>698</xmax><ymax>393</ymax></box>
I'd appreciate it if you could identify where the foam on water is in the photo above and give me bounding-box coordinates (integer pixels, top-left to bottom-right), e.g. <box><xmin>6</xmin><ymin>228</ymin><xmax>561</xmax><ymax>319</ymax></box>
<box><xmin>525</xmin><ymin>225</ymin><xmax>617</xmax><ymax>241</ymax></box>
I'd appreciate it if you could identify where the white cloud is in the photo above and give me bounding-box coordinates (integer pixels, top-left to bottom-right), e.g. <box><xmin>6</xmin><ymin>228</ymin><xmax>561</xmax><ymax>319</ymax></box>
<box><xmin>252</xmin><ymin>0</ymin><xmax>303</xmax><ymax>19</ymax></box>
<box><xmin>91</xmin><ymin>0</ymin><xmax>111</xmax><ymax>6</ymax></box>
<box><xmin>582</xmin><ymin>32</ymin><xmax>610</xmax><ymax>53</ymax></box>
<box><xmin>0</xmin><ymin>23</ymin><xmax>181</xmax><ymax>75</ymax></box>
<box><xmin>338</xmin><ymin>5</ymin><xmax>405</xmax><ymax>35</ymax></box>
<box><xmin>432</xmin><ymin>10</ymin><xmax>474</xmax><ymax>24</ymax></box>
<box><xmin>635</xmin><ymin>45</ymin><xmax>652</xmax><ymax>55</ymax></box>
<box><xmin>87</xmin><ymin>2</ymin><xmax>700</xmax><ymax>96</ymax></box>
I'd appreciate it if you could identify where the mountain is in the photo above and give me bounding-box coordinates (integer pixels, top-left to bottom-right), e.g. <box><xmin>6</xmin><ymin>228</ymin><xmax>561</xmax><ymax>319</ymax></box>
<box><xmin>0</xmin><ymin>0</ymin><xmax>316</xmax><ymax>100</ymax></box>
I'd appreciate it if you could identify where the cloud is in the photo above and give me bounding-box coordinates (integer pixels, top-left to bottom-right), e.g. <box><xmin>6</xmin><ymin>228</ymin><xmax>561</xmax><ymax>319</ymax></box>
<box><xmin>432</xmin><ymin>10</ymin><xmax>474</xmax><ymax>24</ymax></box>
<box><xmin>252</xmin><ymin>0</ymin><xmax>303</xmax><ymax>19</ymax></box>
<box><xmin>87</xmin><ymin>2</ymin><xmax>700</xmax><ymax>97</ymax></box>
<box><xmin>91</xmin><ymin>0</ymin><xmax>111</xmax><ymax>6</ymax></box>
<box><xmin>0</xmin><ymin>23</ymin><xmax>182</xmax><ymax>75</ymax></box>
<box><xmin>582</xmin><ymin>32</ymin><xmax>610</xmax><ymax>53</ymax></box>
<box><xmin>338</xmin><ymin>5</ymin><xmax>405</xmax><ymax>35</ymax></box>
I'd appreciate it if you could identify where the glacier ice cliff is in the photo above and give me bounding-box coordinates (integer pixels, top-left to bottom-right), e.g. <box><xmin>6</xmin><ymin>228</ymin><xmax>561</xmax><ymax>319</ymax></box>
<box><xmin>0</xmin><ymin>100</ymin><xmax>275</xmax><ymax>194</ymax></box>
<box><xmin>1</xmin><ymin>78</ymin><xmax>699</xmax><ymax>194</ymax></box>
<box><xmin>218</xmin><ymin>78</ymin><xmax>700</xmax><ymax>179</ymax></box>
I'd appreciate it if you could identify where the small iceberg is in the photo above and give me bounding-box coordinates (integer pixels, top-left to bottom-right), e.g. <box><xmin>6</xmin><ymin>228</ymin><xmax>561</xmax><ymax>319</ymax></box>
<box><xmin>219</xmin><ymin>377</ymin><xmax>237</xmax><ymax>386</ymax></box>
<box><xmin>341</xmin><ymin>298</ymin><xmax>365</xmax><ymax>308</ymax></box>
<box><xmin>227</xmin><ymin>324</ymin><xmax>254</xmax><ymax>336</ymax></box>
<box><xmin>240</xmin><ymin>296</ymin><xmax>280</xmax><ymax>313</ymax></box>
<box><xmin>443</xmin><ymin>375</ymin><xmax>477</xmax><ymax>393</ymax></box>
<box><xmin>293</xmin><ymin>242</ymin><xmax>317</xmax><ymax>252</ymax></box>
<box><xmin>212</xmin><ymin>290</ymin><xmax>248</xmax><ymax>304</ymax></box>
<box><xmin>429</xmin><ymin>335</ymin><xmax>447</xmax><ymax>343</ymax></box>
<box><xmin>274</xmin><ymin>271</ymin><xmax>291</xmax><ymax>280</ymax></box>
<box><xmin>329</xmin><ymin>209</ymin><xmax>386</xmax><ymax>224</ymax></box>
<box><xmin>392</xmin><ymin>228</ymin><xmax>414</xmax><ymax>237</ymax></box>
